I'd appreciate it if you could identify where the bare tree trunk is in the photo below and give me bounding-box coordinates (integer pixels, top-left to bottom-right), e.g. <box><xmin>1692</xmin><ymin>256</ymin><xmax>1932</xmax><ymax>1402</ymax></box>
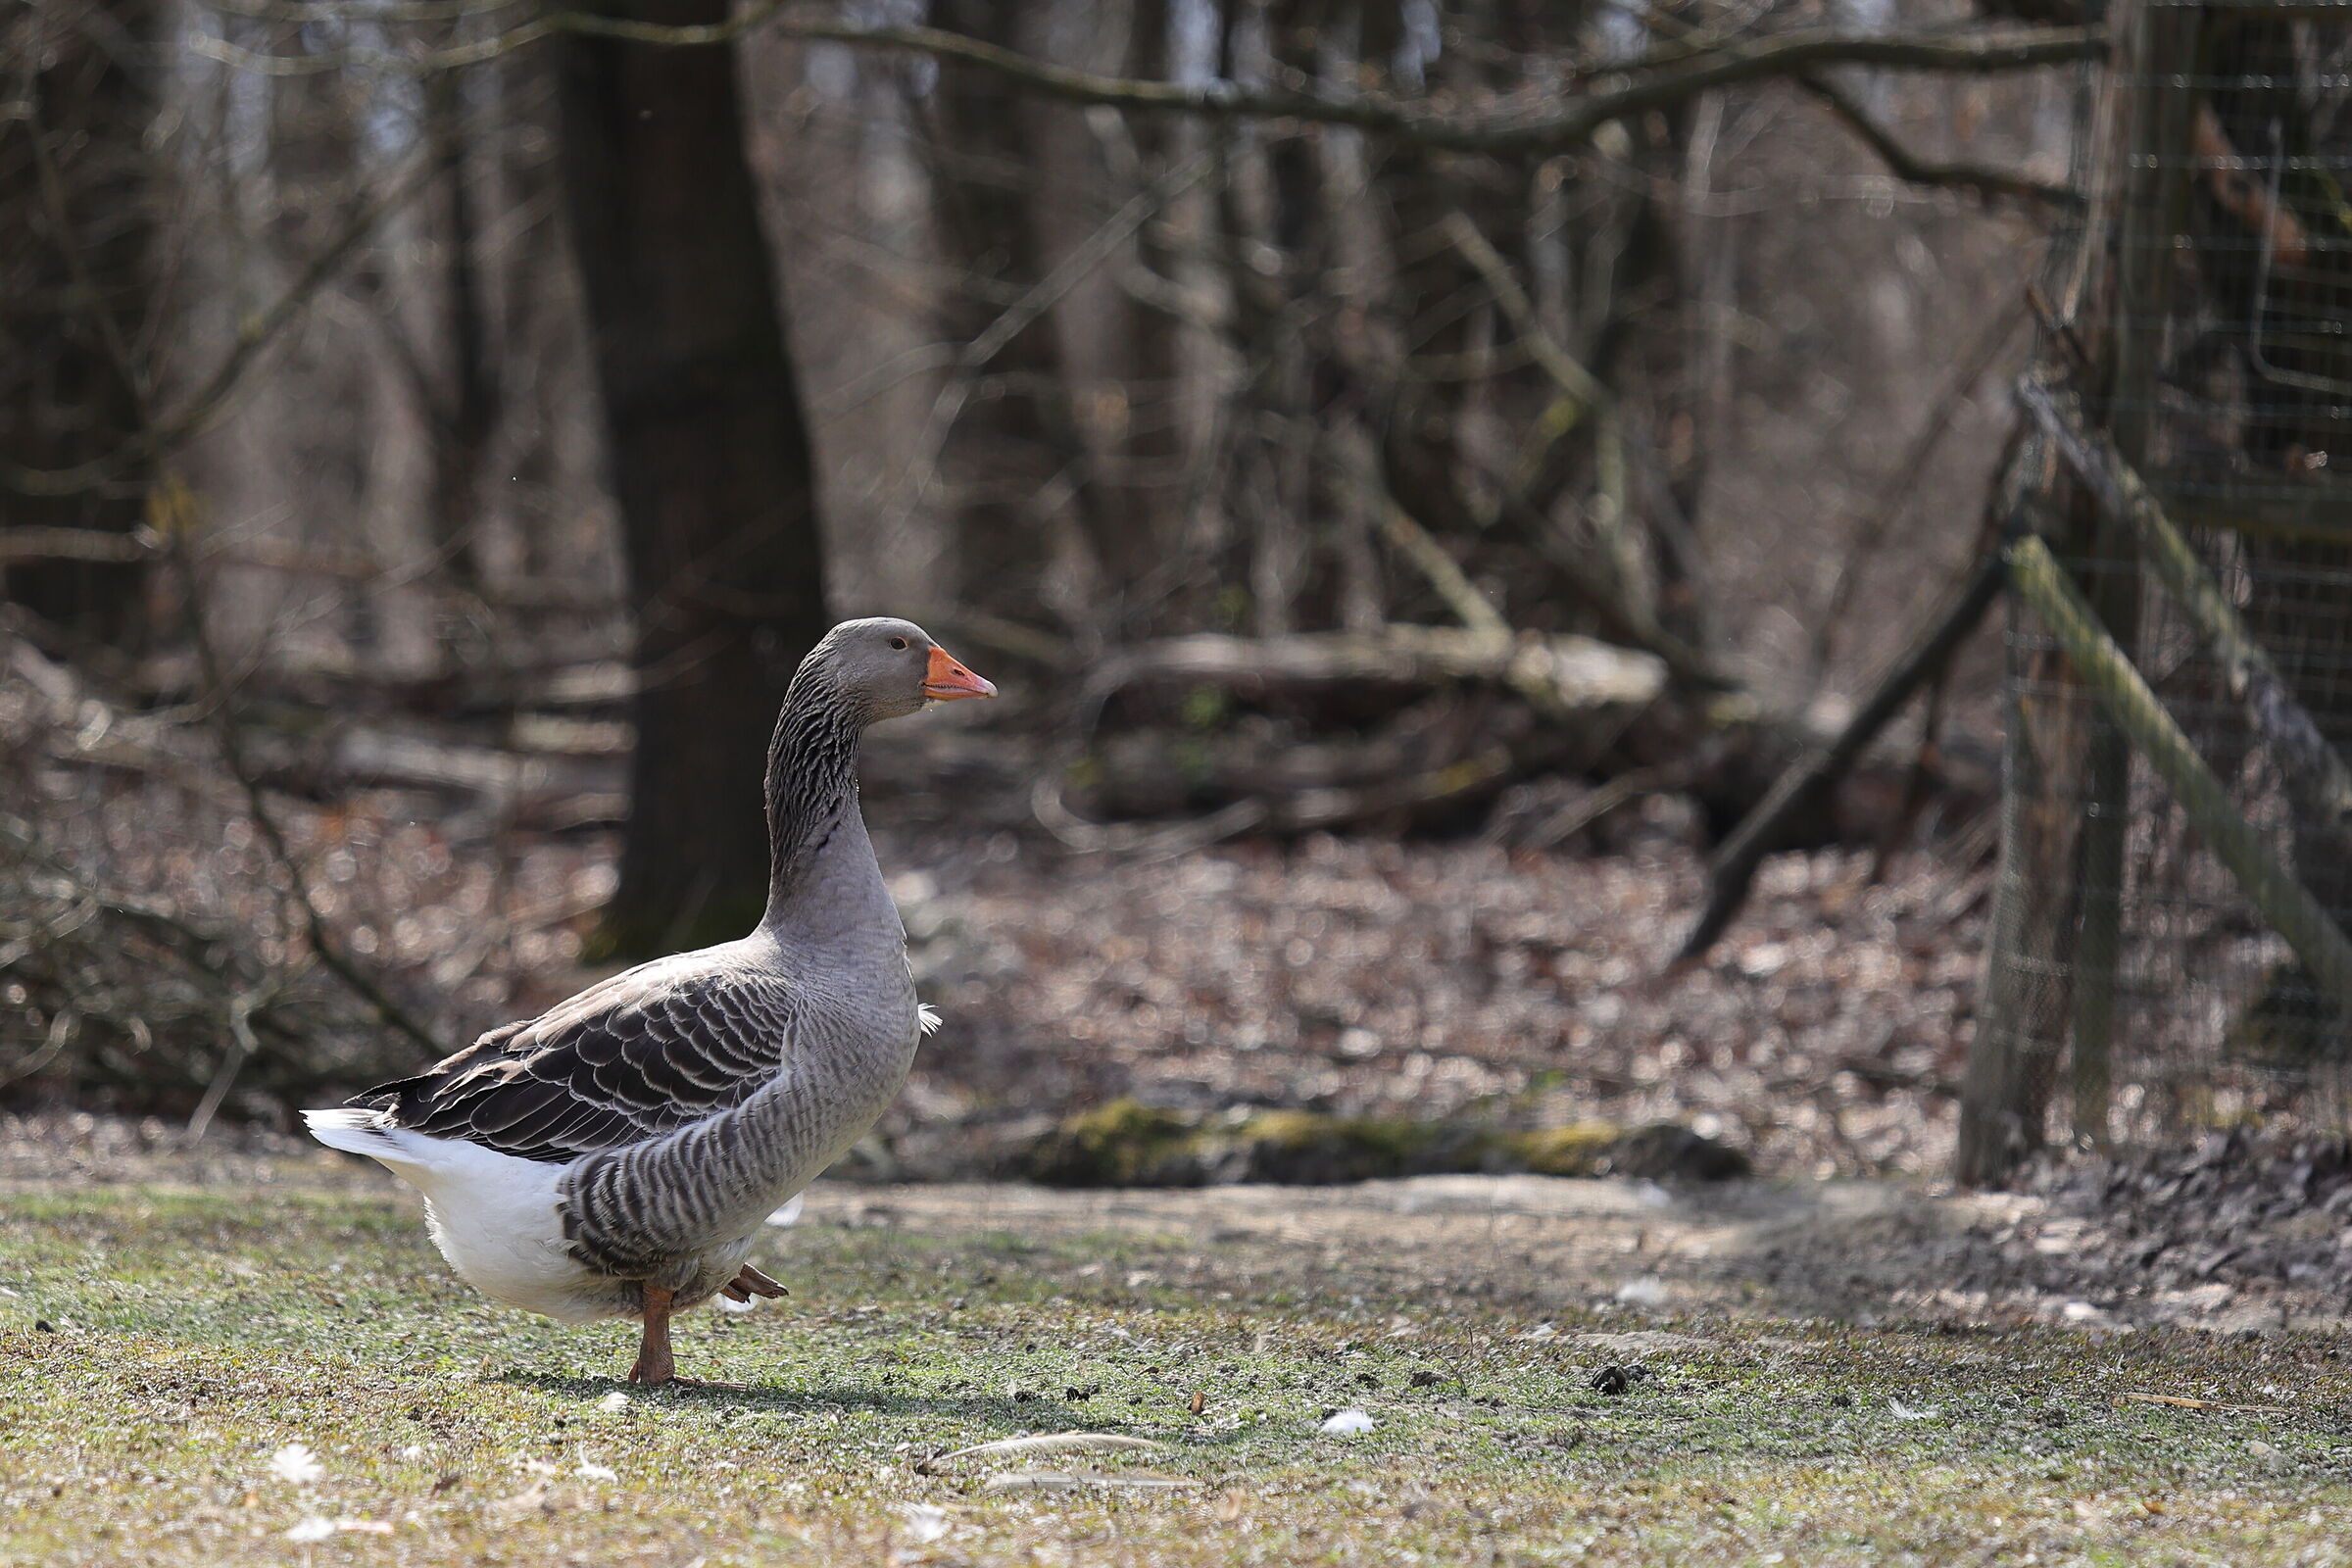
<box><xmin>1960</xmin><ymin>0</ymin><xmax>2192</xmax><ymax>1180</ymax></box>
<box><xmin>0</xmin><ymin>0</ymin><xmax>156</xmax><ymax>655</ymax></box>
<box><xmin>422</xmin><ymin>66</ymin><xmax>499</xmax><ymax>603</ymax></box>
<box><xmin>559</xmin><ymin>0</ymin><xmax>831</xmax><ymax>962</ymax></box>
<box><xmin>923</xmin><ymin>0</ymin><xmax>1071</xmax><ymax>625</ymax></box>
<box><xmin>1088</xmin><ymin>0</ymin><xmax>1190</xmax><ymax>629</ymax></box>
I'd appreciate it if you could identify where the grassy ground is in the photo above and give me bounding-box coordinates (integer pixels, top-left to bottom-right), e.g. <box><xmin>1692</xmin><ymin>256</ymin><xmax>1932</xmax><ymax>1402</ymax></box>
<box><xmin>2</xmin><ymin>1169</ymin><xmax>2350</xmax><ymax>1566</ymax></box>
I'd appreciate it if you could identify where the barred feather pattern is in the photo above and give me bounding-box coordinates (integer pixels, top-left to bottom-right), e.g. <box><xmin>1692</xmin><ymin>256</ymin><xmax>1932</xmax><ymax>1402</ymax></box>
<box><xmin>347</xmin><ymin>623</ymin><xmax>927</xmax><ymax>1306</ymax></box>
<box><xmin>555</xmin><ymin>981</ymin><xmax>913</xmax><ymax>1287</ymax></box>
<box><xmin>761</xmin><ymin>650</ymin><xmax>867</xmax><ymax>909</ymax></box>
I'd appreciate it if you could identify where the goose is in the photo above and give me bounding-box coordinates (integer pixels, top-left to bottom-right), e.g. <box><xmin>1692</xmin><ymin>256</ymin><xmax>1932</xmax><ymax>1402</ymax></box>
<box><xmin>305</xmin><ymin>617</ymin><xmax>995</xmax><ymax>1385</ymax></box>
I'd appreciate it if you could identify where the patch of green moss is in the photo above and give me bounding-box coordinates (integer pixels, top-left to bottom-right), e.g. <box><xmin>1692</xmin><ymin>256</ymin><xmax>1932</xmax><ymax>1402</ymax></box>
<box><xmin>1227</xmin><ymin>1110</ymin><xmax>1442</xmax><ymax>1183</ymax></box>
<box><xmin>1503</xmin><ymin>1120</ymin><xmax>1626</xmax><ymax>1177</ymax></box>
<box><xmin>1025</xmin><ymin>1103</ymin><xmax>1746</xmax><ymax>1188</ymax></box>
<box><xmin>1024</xmin><ymin>1097</ymin><xmax>1199</xmax><ymax>1186</ymax></box>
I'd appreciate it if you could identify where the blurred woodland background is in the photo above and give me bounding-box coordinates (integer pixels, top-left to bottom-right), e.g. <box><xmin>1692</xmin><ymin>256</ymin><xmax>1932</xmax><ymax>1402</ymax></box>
<box><xmin>0</xmin><ymin>0</ymin><xmax>2234</xmax><ymax>1185</ymax></box>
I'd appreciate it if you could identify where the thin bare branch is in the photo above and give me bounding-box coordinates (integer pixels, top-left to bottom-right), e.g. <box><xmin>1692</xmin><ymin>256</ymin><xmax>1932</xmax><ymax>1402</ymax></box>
<box><xmin>0</xmin><ymin>527</ymin><xmax>160</xmax><ymax>564</ymax></box>
<box><xmin>188</xmin><ymin>5</ymin><xmax>2097</xmax><ymax>162</ymax></box>
<box><xmin>1439</xmin><ymin>213</ymin><xmax>1608</xmax><ymax>412</ymax></box>
<box><xmin>201</xmin><ymin>0</ymin><xmax>526</xmax><ymax>22</ymax></box>
<box><xmin>1441</xmin><ymin>213</ymin><xmax>1725</xmax><ymax>692</ymax></box>
<box><xmin>0</xmin><ymin>154</ymin><xmax>442</xmax><ymax>498</ymax></box>
<box><xmin>151</xmin><ymin>484</ymin><xmax>445</xmax><ymax>1057</ymax></box>
<box><xmin>1795</xmin><ymin>73</ymin><xmax>2080</xmax><ymax>208</ymax></box>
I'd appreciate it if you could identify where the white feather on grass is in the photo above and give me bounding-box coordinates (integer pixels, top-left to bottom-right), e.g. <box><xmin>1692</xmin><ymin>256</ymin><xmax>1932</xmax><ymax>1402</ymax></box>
<box><xmin>900</xmin><ymin>1503</ymin><xmax>952</xmax><ymax>1543</ymax></box>
<box><xmin>285</xmin><ymin>1517</ymin><xmax>390</xmax><ymax>1541</ymax></box>
<box><xmin>269</xmin><ymin>1443</ymin><xmax>324</xmax><ymax>1484</ymax></box>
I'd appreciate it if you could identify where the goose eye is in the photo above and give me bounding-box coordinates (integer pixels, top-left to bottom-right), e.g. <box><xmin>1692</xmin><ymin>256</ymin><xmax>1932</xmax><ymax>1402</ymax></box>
<box><xmin>889</xmin><ymin>636</ymin><xmax>908</xmax><ymax>650</ymax></box>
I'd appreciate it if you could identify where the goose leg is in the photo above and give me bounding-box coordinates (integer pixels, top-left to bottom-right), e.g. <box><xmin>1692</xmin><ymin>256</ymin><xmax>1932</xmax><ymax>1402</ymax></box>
<box><xmin>624</xmin><ymin>1285</ymin><xmax>751</xmax><ymax>1390</ymax></box>
<box><xmin>627</xmin><ymin>1286</ymin><xmax>678</xmax><ymax>1385</ymax></box>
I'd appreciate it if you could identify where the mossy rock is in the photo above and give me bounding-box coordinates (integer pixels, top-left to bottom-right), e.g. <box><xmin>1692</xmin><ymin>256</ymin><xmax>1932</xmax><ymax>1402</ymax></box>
<box><xmin>1218</xmin><ymin>1110</ymin><xmax>1460</xmax><ymax>1184</ymax></box>
<box><xmin>1023</xmin><ymin>1101</ymin><xmax>1750</xmax><ymax>1188</ymax></box>
<box><xmin>1024</xmin><ymin>1098</ymin><xmax>1202</xmax><ymax>1186</ymax></box>
<box><xmin>1605</xmin><ymin>1121</ymin><xmax>1753</xmax><ymax>1181</ymax></box>
<box><xmin>1503</xmin><ymin>1120</ymin><xmax>1627</xmax><ymax>1177</ymax></box>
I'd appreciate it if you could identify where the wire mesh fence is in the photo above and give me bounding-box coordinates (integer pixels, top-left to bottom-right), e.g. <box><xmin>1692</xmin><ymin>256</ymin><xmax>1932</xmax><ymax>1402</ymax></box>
<box><xmin>1974</xmin><ymin>0</ymin><xmax>2352</xmax><ymax>1169</ymax></box>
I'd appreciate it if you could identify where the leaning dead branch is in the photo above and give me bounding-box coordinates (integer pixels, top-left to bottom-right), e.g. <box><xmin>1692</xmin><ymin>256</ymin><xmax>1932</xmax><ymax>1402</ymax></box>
<box><xmin>0</xmin><ymin>797</ymin><xmax>385</xmax><ymax>1112</ymax></box>
<box><xmin>2018</xmin><ymin>374</ymin><xmax>2352</xmax><ymax>851</ymax></box>
<box><xmin>0</xmin><ymin>630</ymin><xmax>437</xmax><ymax>1103</ymax></box>
<box><xmin>1675</xmin><ymin>542</ymin><xmax>2009</xmax><ymax>963</ymax></box>
<box><xmin>2006</xmin><ymin>532</ymin><xmax>2352</xmax><ymax>1015</ymax></box>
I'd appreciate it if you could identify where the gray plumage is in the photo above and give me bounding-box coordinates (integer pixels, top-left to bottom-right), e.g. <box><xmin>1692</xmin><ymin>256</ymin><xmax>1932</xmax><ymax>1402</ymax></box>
<box><xmin>306</xmin><ymin>618</ymin><xmax>991</xmax><ymax>1339</ymax></box>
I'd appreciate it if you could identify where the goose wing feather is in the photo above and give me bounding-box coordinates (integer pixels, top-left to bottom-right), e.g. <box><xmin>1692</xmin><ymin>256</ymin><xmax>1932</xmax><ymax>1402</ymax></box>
<box><xmin>354</xmin><ymin>956</ymin><xmax>798</xmax><ymax>1164</ymax></box>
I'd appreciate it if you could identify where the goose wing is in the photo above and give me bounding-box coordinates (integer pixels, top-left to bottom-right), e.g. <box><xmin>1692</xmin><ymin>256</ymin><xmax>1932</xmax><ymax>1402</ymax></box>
<box><xmin>353</xmin><ymin>956</ymin><xmax>799</xmax><ymax>1164</ymax></box>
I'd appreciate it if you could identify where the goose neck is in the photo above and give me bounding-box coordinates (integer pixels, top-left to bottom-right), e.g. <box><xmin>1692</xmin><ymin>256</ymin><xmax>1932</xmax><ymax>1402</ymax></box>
<box><xmin>760</xmin><ymin>678</ymin><xmax>865</xmax><ymax>920</ymax></box>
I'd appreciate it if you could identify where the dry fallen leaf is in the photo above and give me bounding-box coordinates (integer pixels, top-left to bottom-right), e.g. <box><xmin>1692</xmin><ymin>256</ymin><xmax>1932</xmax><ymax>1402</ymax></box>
<box><xmin>2118</xmin><ymin>1392</ymin><xmax>2291</xmax><ymax>1415</ymax></box>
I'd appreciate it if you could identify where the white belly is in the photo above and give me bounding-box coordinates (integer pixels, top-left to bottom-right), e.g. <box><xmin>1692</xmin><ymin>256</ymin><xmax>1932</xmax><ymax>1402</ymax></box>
<box><xmin>306</xmin><ymin>1108</ymin><xmax>744</xmax><ymax>1324</ymax></box>
<box><xmin>418</xmin><ymin>1179</ymin><xmax>617</xmax><ymax>1324</ymax></box>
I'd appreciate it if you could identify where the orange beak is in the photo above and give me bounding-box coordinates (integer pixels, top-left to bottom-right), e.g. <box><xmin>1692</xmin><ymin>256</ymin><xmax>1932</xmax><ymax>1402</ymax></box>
<box><xmin>923</xmin><ymin>644</ymin><xmax>997</xmax><ymax>702</ymax></box>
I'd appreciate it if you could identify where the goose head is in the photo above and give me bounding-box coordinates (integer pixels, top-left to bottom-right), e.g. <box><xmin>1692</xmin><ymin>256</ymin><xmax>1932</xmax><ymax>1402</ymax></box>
<box><xmin>814</xmin><ymin>616</ymin><xmax>996</xmax><ymax>723</ymax></box>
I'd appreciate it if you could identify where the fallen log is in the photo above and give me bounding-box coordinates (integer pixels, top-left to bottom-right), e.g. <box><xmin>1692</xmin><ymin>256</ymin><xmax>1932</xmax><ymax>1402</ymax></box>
<box><xmin>1080</xmin><ymin>624</ymin><xmax>1668</xmax><ymax>726</ymax></box>
<box><xmin>1036</xmin><ymin>739</ymin><xmax>1528</xmax><ymax>856</ymax></box>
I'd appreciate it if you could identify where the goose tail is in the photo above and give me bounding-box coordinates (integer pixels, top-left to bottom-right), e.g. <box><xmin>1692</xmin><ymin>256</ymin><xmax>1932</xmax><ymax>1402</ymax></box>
<box><xmin>304</xmin><ymin>1106</ymin><xmax>454</xmax><ymax>1175</ymax></box>
<box><xmin>304</xmin><ymin>1105</ymin><xmax>408</xmax><ymax>1156</ymax></box>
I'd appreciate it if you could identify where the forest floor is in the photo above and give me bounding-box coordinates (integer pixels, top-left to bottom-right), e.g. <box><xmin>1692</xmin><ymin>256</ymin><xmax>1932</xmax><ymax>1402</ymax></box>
<box><xmin>5</xmin><ymin>1134</ymin><xmax>2352</xmax><ymax>1567</ymax></box>
<box><xmin>880</xmin><ymin>829</ymin><xmax>1988</xmax><ymax>1185</ymax></box>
